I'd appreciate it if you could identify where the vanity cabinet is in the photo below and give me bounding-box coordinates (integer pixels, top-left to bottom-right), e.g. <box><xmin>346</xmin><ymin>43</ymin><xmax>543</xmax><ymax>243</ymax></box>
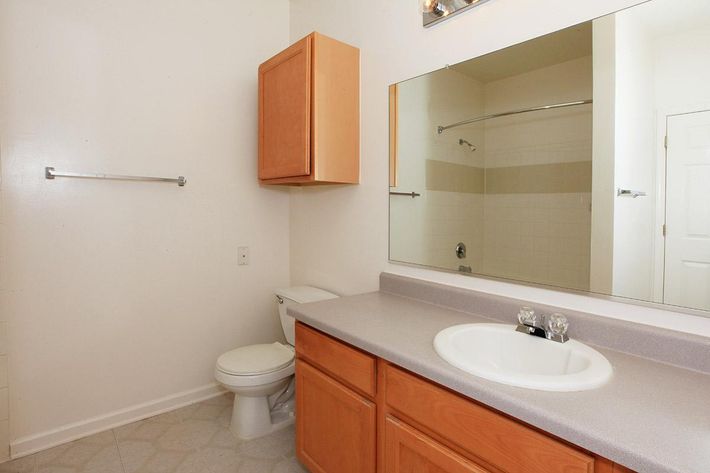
<box><xmin>258</xmin><ymin>32</ymin><xmax>360</xmax><ymax>185</ymax></box>
<box><xmin>295</xmin><ymin>322</ymin><xmax>636</xmax><ymax>473</ymax></box>
<box><xmin>295</xmin><ymin>323</ymin><xmax>376</xmax><ymax>473</ymax></box>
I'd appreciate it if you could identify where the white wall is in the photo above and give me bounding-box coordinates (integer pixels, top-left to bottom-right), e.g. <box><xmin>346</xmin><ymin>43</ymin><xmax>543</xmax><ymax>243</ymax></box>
<box><xmin>654</xmin><ymin>28</ymin><xmax>710</xmax><ymax>112</ymax></box>
<box><xmin>289</xmin><ymin>0</ymin><xmax>710</xmax><ymax>337</ymax></box>
<box><xmin>590</xmin><ymin>16</ymin><xmax>616</xmax><ymax>294</ymax></box>
<box><xmin>604</xmin><ymin>0</ymin><xmax>710</xmax><ymax>304</ymax></box>
<box><xmin>0</xmin><ymin>0</ymin><xmax>291</xmax><ymax>453</ymax></box>
<box><xmin>611</xmin><ymin>11</ymin><xmax>657</xmax><ymax>302</ymax></box>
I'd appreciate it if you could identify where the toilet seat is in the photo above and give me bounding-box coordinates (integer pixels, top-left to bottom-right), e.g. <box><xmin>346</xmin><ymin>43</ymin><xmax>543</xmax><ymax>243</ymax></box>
<box><xmin>215</xmin><ymin>360</ymin><xmax>295</xmax><ymax>388</ymax></box>
<box><xmin>215</xmin><ymin>342</ymin><xmax>295</xmax><ymax>388</ymax></box>
<box><xmin>217</xmin><ymin>342</ymin><xmax>294</xmax><ymax>376</ymax></box>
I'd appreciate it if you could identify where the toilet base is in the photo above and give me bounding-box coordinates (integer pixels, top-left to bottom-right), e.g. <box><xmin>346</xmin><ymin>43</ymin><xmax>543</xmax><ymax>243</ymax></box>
<box><xmin>228</xmin><ymin>380</ymin><xmax>295</xmax><ymax>440</ymax></box>
<box><xmin>230</xmin><ymin>396</ymin><xmax>294</xmax><ymax>440</ymax></box>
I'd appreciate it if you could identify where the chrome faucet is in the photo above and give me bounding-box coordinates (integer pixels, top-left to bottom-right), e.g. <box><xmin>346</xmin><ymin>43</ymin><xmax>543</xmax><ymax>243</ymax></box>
<box><xmin>515</xmin><ymin>307</ymin><xmax>569</xmax><ymax>343</ymax></box>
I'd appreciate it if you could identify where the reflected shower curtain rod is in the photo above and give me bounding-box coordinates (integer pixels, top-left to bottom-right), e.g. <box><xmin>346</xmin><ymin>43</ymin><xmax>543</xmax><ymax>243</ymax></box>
<box><xmin>436</xmin><ymin>99</ymin><xmax>593</xmax><ymax>134</ymax></box>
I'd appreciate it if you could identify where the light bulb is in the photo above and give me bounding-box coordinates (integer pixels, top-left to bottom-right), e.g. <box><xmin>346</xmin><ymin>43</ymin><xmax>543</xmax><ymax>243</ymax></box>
<box><xmin>422</xmin><ymin>0</ymin><xmax>449</xmax><ymax>16</ymax></box>
<box><xmin>421</xmin><ymin>0</ymin><xmax>436</xmax><ymax>13</ymax></box>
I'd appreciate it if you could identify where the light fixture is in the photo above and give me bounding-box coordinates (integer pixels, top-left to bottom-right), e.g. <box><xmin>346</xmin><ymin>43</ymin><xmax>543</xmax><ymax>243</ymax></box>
<box><xmin>422</xmin><ymin>0</ymin><xmax>491</xmax><ymax>27</ymax></box>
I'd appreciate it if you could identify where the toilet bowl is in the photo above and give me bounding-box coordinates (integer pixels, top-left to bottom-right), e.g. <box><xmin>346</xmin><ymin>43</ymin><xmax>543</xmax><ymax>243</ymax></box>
<box><xmin>215</xmin><ymin>286</ymin><xmax>338</xmax><ymax>440</ymax></box>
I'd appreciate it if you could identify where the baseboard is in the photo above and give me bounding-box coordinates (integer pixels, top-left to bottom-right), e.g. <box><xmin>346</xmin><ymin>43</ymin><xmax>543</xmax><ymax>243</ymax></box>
<box><xmin>10</xmin><ymin>383</ymin><xmax>227</xmax><ymax>459</ymax></box>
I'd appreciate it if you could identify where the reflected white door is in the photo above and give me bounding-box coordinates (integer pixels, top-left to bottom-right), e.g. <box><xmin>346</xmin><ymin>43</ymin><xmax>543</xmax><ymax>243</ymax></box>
<box><xmin>664</xmin><ymin>110</ymin><xmax>710</xmax><ymax>309</ymax></box>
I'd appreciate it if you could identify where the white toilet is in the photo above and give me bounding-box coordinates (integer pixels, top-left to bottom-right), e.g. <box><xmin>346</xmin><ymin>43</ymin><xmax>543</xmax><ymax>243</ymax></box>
<box><xmin>214</xmin><ymin>286</ymin><xmax>338</xmax><ymax>440</ymax></box>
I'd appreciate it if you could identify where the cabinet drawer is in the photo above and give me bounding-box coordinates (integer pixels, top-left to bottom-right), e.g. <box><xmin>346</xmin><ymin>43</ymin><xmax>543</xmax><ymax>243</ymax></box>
<box><xmin>385</xmin><ymin>365</ymin><xmax>594</xmax><ymax>473</ymax></box>
<box><xmin>385</xmin><ymin>416</ymin><xmax>491</xmax><ymax>473</ymax></box>
<box><xmin>296</xmin><ymin>323</ymin><xmax>376</xmax><ymax>397</ymax></box>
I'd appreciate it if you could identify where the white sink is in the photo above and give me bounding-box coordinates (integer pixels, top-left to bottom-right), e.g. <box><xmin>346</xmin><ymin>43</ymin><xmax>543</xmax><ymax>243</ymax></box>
<box><xmin>434</xmin><ymin>323</ymin><xmax>612</xmax><ymax>392</ymax></box>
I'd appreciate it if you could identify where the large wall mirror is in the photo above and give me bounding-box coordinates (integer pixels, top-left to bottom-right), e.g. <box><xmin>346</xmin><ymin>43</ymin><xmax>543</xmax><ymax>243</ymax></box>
<box><xmin>389</xmin><ymin>0</ymin><xmax>710</xmax><ymax>314</ymax></box>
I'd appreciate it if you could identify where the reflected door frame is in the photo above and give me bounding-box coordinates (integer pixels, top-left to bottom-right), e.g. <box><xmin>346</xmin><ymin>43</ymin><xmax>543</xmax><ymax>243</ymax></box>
<box><xmin>655</xmin><ymin>104</ymin><xmax>710</xmax><ymax>305</ymax></box>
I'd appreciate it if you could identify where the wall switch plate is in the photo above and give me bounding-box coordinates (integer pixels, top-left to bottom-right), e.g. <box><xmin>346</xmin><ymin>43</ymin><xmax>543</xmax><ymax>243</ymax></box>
<box><xmin>237</xmin><ymin>246</ymin><xmax>249</xmax><ymax>265</ymax></box>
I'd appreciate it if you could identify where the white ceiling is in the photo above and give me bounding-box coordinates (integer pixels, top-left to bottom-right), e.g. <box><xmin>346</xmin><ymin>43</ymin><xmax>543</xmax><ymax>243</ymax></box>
<box><xmin>451</xmin><ymin>22</ymin><xmax>592</xmax><ymax>83</ymax></box>
<box><xmin>625</xmin><ymin>0</ymin><xmax>710</xmax><ymax>38</ymax></box>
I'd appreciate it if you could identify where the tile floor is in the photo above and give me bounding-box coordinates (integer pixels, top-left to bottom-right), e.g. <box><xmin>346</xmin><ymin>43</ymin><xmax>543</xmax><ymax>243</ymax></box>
<box><xmin>0</xmin><ymin>393</ymin><xmax>307</xmax><ymax>473</ymax></box>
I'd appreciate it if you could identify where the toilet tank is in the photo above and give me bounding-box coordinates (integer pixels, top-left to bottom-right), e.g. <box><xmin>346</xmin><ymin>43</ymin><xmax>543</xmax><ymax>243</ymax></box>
<box><xmin>275</xmin><ymin>286</ymin><xmax>338</xmax><ymax>345</ymax></box>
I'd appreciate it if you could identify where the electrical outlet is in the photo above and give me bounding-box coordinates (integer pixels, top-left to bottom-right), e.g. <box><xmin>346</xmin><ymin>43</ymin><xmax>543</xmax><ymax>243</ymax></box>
<box><xmin>237</xmin><ymin>246</ymin><xmax>249</xmax><ymax>265</ymax></box>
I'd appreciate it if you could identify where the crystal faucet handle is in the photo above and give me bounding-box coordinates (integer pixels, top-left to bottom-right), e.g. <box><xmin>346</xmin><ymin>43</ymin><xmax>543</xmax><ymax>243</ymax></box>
<box><xmin>545</xmin><ymin>313</ymin><xmax>569</xmax><ymax>336</ymax></box>
<box><xmin>518</xmin><ymin>306</ymin><xmax>537</xmax><ymax>326</ymax></box>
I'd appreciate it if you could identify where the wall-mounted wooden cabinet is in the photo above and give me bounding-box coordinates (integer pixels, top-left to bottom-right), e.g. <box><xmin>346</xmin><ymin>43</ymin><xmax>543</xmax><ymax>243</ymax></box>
<box><xmin>295</xmin><ymin>322</ymin><xmax>636</xmax><ymax>473</ymax></box>
<box><xmin>258</xmin><ymin>32</ymin><xmax>360</xmax><ymax>185</ymax></box>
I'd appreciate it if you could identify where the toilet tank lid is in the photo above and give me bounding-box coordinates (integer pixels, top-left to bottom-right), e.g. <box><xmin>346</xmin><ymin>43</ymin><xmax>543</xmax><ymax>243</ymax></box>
<box><xmin>275</xmin><ymin>286</ymin><xmax>338</xmax><ymax>304</ymax></box>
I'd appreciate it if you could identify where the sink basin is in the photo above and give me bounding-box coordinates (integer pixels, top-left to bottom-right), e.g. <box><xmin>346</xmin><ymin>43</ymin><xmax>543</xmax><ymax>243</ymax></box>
<box><xmin>434</xmin><ymin>323</ymin><xmax>612</xmax><ymax>392</ymax></box>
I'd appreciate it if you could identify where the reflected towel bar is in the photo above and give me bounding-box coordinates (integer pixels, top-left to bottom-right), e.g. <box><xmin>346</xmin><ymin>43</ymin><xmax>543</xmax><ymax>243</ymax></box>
<box><xmin>390</xmin><ymin>191</ymin><xmax>421</xmax><ymax>198</ymax></box>
<box><xmin>45</xmin><ymin>167</ymin><xmax>186</xmax><ymax>187</ymax></box>
<box><xmin>437</xmin><ymin>99</ymin><xmax>593</xmax><ymax>134</ymax></box>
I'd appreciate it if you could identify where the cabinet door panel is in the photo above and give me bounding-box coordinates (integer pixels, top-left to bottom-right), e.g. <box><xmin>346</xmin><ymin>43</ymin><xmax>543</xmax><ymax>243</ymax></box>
<box><xmin>296</xmin><ymin>359</ymin><xmax>376</xmax><ymax>473</ymax></box>
<box><xmin>385</xmin><ymin>365</ymin><xmax>594</xmax><ymax>473</ymax></box>
<box><xmin>259</xmin><ymin>36</ymin><xmax>311</xmax><ymax>180</ymax></box>
<box><xmin>385</xmin><ymin>417</ymin><xmax>491</xmax><ymax>473</ymax></box>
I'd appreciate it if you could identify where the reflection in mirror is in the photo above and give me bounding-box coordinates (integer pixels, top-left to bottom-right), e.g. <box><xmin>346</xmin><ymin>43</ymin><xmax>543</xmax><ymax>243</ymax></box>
<box><xmin>389</xmin><ymin>0</ymin><xmax>710</xmax><ymax>314</ymax></box>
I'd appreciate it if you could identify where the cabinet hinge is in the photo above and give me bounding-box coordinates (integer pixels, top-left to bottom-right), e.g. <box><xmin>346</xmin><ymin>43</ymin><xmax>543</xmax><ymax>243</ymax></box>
<box><xmin>662</xmin><ymin>224</ymin><xmax>667</xmax><ymax>237</ymax></box>
<box><xmin>664</xmin><ymin>135</ymin><xmax>668</xmax><ymax>149</ymax></box>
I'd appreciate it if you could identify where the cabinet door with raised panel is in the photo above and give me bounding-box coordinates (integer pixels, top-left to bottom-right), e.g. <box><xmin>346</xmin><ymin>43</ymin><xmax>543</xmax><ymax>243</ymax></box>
<box><xmin>258</xmin><ymin>35</ymin><xmax>311</xmax><ymax>180</ymax></box>
<box><xmin>385</xmin><ymin>417</ymin><xmax>491</xmax><ymax>473</ymax></box>
<box><xmin>385</xmin><ymin>364</ymin><xmax>595</xmax><ymax>473</ymax></box>
<box><xmin>296</xmin><ymin>359</ymin><xmax>376</xmax><ymax>473</ymax></box>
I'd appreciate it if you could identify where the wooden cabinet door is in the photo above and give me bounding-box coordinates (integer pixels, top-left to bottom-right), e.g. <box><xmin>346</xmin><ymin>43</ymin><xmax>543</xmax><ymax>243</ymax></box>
<box><xmin>385</xmin><ymin>365</ymin><xmax>594</xmax><ymax>473</ymax></box>
<box><xmin>385</xmin><ymin>417</ymin><xmax>490</xmax><ymax>473</ymax></box>
<box><xmin>258</xmin><ymin>35</ymin><xmax>311</xmax><ymax>180</ymax></box>
<box><xmin>296</xmin><ymin>359</ymin><xmax>376</xmax><ymax>473</ymax></box>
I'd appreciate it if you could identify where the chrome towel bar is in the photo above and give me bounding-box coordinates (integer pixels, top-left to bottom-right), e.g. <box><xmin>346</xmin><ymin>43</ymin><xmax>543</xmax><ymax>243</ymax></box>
<box><xmin>45</xmin><ymin>167</ymin><xmax>186</xmax><ymax>187</ymax></box>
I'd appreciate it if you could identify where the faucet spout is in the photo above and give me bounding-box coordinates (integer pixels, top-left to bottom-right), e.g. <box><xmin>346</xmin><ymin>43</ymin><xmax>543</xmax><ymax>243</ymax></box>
<box><xmin>515</xmin><ymin>308</ymin><xmax>568</xmax><ymax>343</ymax></box>
<box><xmin>516</xmin><ymin>322</ymin><xmax>548</xmax><ymax>339</ymax></box>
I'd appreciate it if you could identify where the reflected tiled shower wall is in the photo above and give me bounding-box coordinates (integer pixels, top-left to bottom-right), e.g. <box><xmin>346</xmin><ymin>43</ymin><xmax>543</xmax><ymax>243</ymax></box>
<box><xmin>389</xmin><ymin>65</ymin><xmax>485</xmax><ymax>269</ymax></box>
<box><xmin>482</xmin><ymin>192</ymin><xmax>591</xmax><ymax>290</ymax></box>
<box><xmin>0</xmin><ymin>323</ymin><xmax>7</xmax><ymax>461</ymax></box>
<box><xmin>422</xmin><ymin>158</ymin><xmax>592</xmax><ymax>290</ymax></box>
<box><xmin>0</xmin><ymin>152</ymin><xmax>7</xmax><ymax>459</ymax></box>
<box><xmin>420</xmin><ymin>56</ymin><xmax>593</xmax><ymax>289</ymax></box>
<box><xmin>423</xmin><ymin>190</ymin><xmax>484</xmax><ymax>271</ymax></box>
<box><xmin>480</xmin><ymin>56</ymin><xmax>593</xmax><ymax>290</ymax></box>
<box><xmin>392</xmin><ymin>55</ymin><xmax>593</xmax><ymax>291</ymax></box>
